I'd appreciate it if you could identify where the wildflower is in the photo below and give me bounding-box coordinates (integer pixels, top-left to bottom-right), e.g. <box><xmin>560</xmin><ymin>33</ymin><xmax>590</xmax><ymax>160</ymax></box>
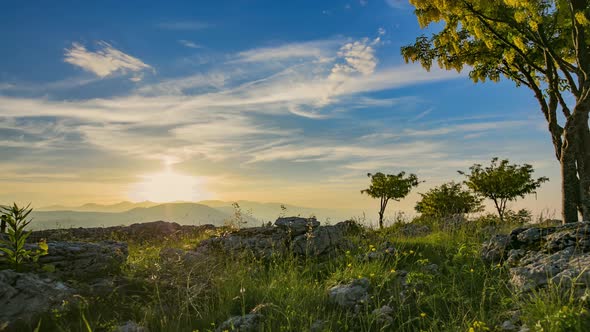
<box><xmin>470</xmin><ymin>268</ymin><xmax>474</xmax><ymax>273</ymax></box>
<box><xmin>420</xmin><ymin>312</ymin><xmax>426</xmax><ymax>318</ymax></box>
<box><xmin>347</xmin><ymin>263</ymin><xmax>352</xmax><ymax>267</ymax></box>
<box><xmin>371</xmin><ymin>247</ymin><xmax>377</xmax><ymax>252</ymax></box>
<box><xmin>370</xmin><ymin>273</ymin><xmax>375</xmax><ymax>278</ymax></box>
<box><xmin>409</xmin><ymin>250</ymin><xmax>415</xmax><ymax>254</ymax></box>
<box><xmin>346</xmin><ymin>250</ymin><xmax>351</xmax><ymax>255</ymax></box>
<box><xmin>390</xmin><ymin>269</ymin><xmax>396</xmax><ymax>273</ymax></box>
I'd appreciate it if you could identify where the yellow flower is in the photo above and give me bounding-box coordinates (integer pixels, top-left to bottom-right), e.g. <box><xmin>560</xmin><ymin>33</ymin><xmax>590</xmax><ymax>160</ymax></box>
<box><xmin>420</xmin><ymin>312</ymin><xmax>426</xmax><ymax>318</ymax></box>
<box><xmin>345</xmin><ymin>250</ymin><xmax>351</xmax><ymax>255</ymax></box>
<box><xmin>470</xmin><ymin>268</ymin><xmax>474</xmax><ymax>273</ymax></box>
<box><xmin>371</xmin><ymin>248</ymin><xmax>376</xmax><ymax>252</ymax></box>
<box><xmin>370</xmin><ymin>273</ymin><xmax>375</xmax><ymax>278</ymax></box>
<box><xmin>347</xmin><ymin>263</ymin><xmax>352</xmax><ymax>267</ymax></box>
<box><xmin>409</xmin><ymin>250</ymin><xmax>415</xmax><ymax>254</ymax></box>
<box><xmin>390</xmin><ymin>269</ymin><xmax>396</xmax><ymax>273</ymax></box>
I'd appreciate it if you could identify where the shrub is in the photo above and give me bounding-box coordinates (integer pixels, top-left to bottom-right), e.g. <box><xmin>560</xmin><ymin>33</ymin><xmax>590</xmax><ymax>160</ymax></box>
<box><xmin>415</xmin><ymin>181</ymin><xmax>483</xmax><ymax>219</ymax></box>
<box><xmin>0</xmin><ymin>203</ymin><xmax>48</xmax><ymax>271</ymax></box>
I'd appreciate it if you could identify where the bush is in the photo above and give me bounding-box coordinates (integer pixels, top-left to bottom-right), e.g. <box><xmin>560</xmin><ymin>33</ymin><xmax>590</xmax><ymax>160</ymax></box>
<box><xmin>415</xmin><ymin>182</ymin><xmax>483</xmax><ymax>219</ymax></box>
<box><xmin>0</xmin><ymin>203</ymin><xmax>48</xmax><ymax>271</ymax></box>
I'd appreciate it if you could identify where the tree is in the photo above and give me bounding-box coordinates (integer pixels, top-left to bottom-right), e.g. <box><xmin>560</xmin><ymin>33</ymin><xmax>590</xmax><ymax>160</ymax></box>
<box><xmin>415</xmin><ymin>181</ymin><xmax>484</xmax><ymax>218</ymax></box>
<box><xmin>361</xmin><ymin>172</ymin><xmax>420</xmax><ymax>229</ymax></box>
<box><xmin>402</xmin><ymin>0</ymin><xmax>590</xmax><ymax>223</ymax></box>
<box><xmin>459</xmin><ymin>158</ymin><xmax>548</xmax><ymax>222</ymax></box>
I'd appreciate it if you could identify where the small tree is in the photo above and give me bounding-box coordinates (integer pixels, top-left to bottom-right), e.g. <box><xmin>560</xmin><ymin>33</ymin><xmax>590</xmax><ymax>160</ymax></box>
<box><xmin>415</xmin><ymin>182</ymin><xmax>484</xmax><ymax>219</ymax></box>
<box><xmin>361</xmin><ymin>172</ymin><xmax>420</xmax><ymax>229</ymax></box>
<box><xmin>459</xmin><ymin>158</ymin><xmax>548</xmax><ymax>222</ymax></box>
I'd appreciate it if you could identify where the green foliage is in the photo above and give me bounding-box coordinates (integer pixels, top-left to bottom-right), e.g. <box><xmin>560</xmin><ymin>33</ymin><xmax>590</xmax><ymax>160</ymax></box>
<box><xmin>402</xmin><ymin>0</ymin><xmax>590</xmax><ymax>223</ymax></box>
<box><xmin>361</xmin><ymin>171</ymin><xmax>421</xmax><ymax>229</ymax></box>
<box><xmin>0</xmin><ymin>203</ymin><xmax>48</xmax><ymax>271</ymax></box>
<box><xmin>415</xmin><ymin>182</ymin><xmax>484</xmax><ymax>218</ymax></box>
<box><xmin>459</xmin><ymin>158</ymin><xmax>548</xmax><ymax>221</ymax></box>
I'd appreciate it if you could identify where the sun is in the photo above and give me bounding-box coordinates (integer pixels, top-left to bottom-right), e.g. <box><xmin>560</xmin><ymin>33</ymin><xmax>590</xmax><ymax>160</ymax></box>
<box><xmin>128</xmin><ymin>169</ymin><xmax>210</xmax><ymax>203</ymax></box>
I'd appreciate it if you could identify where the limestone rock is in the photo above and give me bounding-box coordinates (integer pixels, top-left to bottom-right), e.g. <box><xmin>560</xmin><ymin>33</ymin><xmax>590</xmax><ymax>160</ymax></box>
<box><xmin>482</xmin><ymin>222</ymin><xmax>590</xmax><ymax>294</ymax></box>
<box><xmin>35</xmin><ymin>240</ymin><xmax>128</xmax><ymax>279</ymax></box>
<box><xmin>0</xmin><ymin>270</ymin><xmax>73</xmax><ymax>329</ymax></box>
<box><xmin>328</xmin><ymin>278</ymin><xmax>370</xmax><ymax>310</ymax></box>
<box><xmin>216</xmin><ymin>313</ymin><xmax>263</xmax><ymax>332</ymax></box>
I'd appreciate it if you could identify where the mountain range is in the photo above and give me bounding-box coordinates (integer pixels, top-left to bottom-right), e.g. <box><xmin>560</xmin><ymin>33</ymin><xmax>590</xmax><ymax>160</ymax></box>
<box><xmin>29</xmin><ymin>200</ymin><xmax>364</xmax><ymax>230</ymax></box>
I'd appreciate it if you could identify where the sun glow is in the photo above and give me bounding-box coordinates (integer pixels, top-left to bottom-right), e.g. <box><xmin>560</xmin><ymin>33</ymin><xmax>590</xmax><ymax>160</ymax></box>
<box><xmin>128</xmin><ymin>168</ymin><xmax>211</xmax><ymax>203</ymax></box>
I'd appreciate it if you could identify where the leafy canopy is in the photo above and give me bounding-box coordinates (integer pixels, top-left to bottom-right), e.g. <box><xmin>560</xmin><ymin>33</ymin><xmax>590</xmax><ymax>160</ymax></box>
<box><xmin>402</xmin><ymin>0</ymin><xmax>590</xmax><ymax>161</ymax></box>
<box><xmin>361</xmin><ymin>172</ymin><xmax>420</xmax><ymax>228</ymax></box>
<box><xmin>415</xmin><ymin>181</ymin><xmax>484</xmax><ymax>218</ymax></box>
<box><xmin>361</xmin><ymin>172</ymin><xmax>420</xmax><ymax>202</ymax></box>
<box><xmin>459</xmin><ymin>158</ymin><xmax>548</xmax><ymax>220</ymax></box>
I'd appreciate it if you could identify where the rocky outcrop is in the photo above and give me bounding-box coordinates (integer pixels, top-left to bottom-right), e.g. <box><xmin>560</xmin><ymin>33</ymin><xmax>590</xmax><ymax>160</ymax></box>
<box><xmin>328</xmin><ymin>278</ymin><xmax>370</xmax><ymax>311</ymax></box>
<box><xmin>0</xmin><ymin>270</ymin><xmax>73</xmax><ymax>330</ymax></box>
<box><xmin>482</xmin><ymin>222</ymin><xmax>590</xmax><ymax>292</ymax></box>
<box><xmin>30</xmin><ymin>220</ymin><xmax>216</xmax><ymax>242</ymax></box>
<box><xmin>193</xmin><ymin>217</ymin><xmax>355</xmax><ymax>259</ymax></box>
<box><xmin>34</xmin><ymin>240</ymin><xmax>128</xmax><ymax>279</ymax></box>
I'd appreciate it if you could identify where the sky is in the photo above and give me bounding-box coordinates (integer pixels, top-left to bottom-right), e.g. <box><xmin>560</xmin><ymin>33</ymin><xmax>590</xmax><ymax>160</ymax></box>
<box><xmin>0</xmin><ymin>0</ymin><xmax>562</xmax><ymax>220</ymax></box>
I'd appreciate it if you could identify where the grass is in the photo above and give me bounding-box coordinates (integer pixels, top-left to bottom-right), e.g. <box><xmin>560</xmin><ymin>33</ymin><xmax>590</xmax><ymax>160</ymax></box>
<box><xmin>33</xmin><ymin>219</ymin><xmax>590</xmax><ymax>332</ymax></box>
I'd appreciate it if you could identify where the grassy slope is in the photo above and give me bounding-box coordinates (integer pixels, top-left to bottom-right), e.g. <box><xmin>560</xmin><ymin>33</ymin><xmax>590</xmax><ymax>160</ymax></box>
<box><xmin>41</xmin><ymin>222</ymin><xmax>590</xmax><ymax>332</ymax></box>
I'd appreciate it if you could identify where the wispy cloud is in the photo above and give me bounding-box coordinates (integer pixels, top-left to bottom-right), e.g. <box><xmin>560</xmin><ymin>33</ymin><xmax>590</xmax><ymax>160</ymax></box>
<box><xmin>178</xmin><ymin>40</ymin><xmax>202</xmax><ymax>49</ymax></box>
<box><xmin>157</xmin><ymin>20</ymin><xmax>210</xmax><ymax>30</ymax></box>
<box><xmin>234</xmin><ymin>39</ymin><xmax>340</xmax><ymax>63</ymax></box>
<box><xmin>385</xmin><ymin>0</ymin><xmax>409</xmax><ymax>9</ymax></box>
<box><xmin>64</xmin><ymin>41</ymin><xmax>152</xmax><ymax>81</ymax></box>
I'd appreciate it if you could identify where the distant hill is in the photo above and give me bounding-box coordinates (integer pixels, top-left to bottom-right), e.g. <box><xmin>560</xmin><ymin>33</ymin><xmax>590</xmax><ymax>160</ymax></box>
<box><xmin>38</xmin><ymin>201</ymin><xmax>160</xmax><ymax>213</ymax></box>
<box><xmin>198</xmin><ymin>200</ymin><xmax>362</xmax><ymax>224</ymax></box>
<box><xmin>29</xmin><ymin>200</ymin><xmax>364</xmax><ymax>230</ymax></box>
<box><xmin>30</xmin><ymin>202</ymin><xmax>241</xmax><ymax>230</ymax></box>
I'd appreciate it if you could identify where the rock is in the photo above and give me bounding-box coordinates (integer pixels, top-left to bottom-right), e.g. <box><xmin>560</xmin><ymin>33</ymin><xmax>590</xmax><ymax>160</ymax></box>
<box><xmin>292</xmin><ymin>224</ymin><xmax>352</xmax><ymax>256</ymax></box>
<box><xmin>482</xmin><ymin>222</ymin><xmax>590</xmax><ymax>294</ymax></box>
<box><xmin>275</xmin><ymin>217</ymin><xmax>319</xmax><ymax>236</ymax></box>
<box><xmin>372</xmin><ymin>305</ymin><xmax>394</xmax><ymax>324</ymax></box>
<box><xmin>422</xmin><ymin>263</ymin><xmax>439</xmax><ymax>274</ymax></box>
<box><xmin>328</xmin><ymin>278</ymin><xmax>370</xmax><ymax>311</ymax></box>
<box><xmin>481</xmin><ymin>234</ymin><xmax>511</xmax><ymax>264</ymax></box>
<box><xmin>34</xmin><ymin>240</ymin><xmax>128</xmax><ymax>279</ymax></box>
<box><xmin>216</xmin><ymin>313</ymin><xmax>263</xmax><ymax>332</ymax></box>
<box><xmin>31</xmin><ymin>221</ymin><xmax>216</xmax><ymax>242</ymax></box>
<box><xmin>0</xmin><ymin>270</ymin><xmax>73</xmax><ymax>329</ymax></box>
<box><xmin>398</xmin><ymin>224</ymin><xmax>430</xmax><ymax>237</ymax></box>
<box><xmin>194</xmin><ymin>218</ymin><xmax>353</xmax><ymax>259</ymax></box>
<box><xmin>116</xmin><ymin>321</ymin><xmax>148</xmax><ymax>332</ymax></box>
<box><xmin>501</xmin><ymin>320</ymin><xmax>517</xmax><ymax>331</ymax></box>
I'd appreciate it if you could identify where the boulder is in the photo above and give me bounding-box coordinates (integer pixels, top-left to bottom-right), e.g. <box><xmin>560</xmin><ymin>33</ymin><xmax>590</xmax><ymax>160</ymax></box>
<box><xmin>35</xmin><ymin>240</ymin><xmax>128</xmax><ymax>279</ymax></box>
<box><xmin>216</xmin><ymin>313</ymin><xmax>263</xmax><ymax>332</ymax></box>
<box><xmin>0</xmin><ymin>270</ymin><xmax>73</xmax><ymax>329</ymax></box>
<box><xmin>194</xmin><ymin>218</ymin><xmax>354</xmax><ymax>259</ymax></box>
<box><xmin>482</xmin><ymin>222</ymin><xmax>590</xmax><ymax>293</ymax></box>
<box><xmin>328</xmin><ymin>278</ymin><xmax>370</xmax><ymax>311</ymax></box>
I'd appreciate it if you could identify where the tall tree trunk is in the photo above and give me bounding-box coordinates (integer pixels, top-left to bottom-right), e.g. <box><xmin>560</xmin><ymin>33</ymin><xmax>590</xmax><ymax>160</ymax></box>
<box><xmin>378</xmin><ymin>211</ymin><xmax>384</xmax><ymax>229</ymax></box>
<box><xmin>562</xmin><ymin>114</ymin><xmax>582</xmax><ymax>223</ymax></box>
<box><xmin>574</xmin><ymin>108</ymin><xmax>590</xmax><ymax>221</ymax></box>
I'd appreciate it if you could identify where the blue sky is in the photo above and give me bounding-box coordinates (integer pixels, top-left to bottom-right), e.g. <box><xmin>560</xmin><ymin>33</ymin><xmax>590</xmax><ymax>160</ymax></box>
<box><xmin>0</xmin><ymin>0</ymin><xmax>560</xmax><ymax>219</ymax></box>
